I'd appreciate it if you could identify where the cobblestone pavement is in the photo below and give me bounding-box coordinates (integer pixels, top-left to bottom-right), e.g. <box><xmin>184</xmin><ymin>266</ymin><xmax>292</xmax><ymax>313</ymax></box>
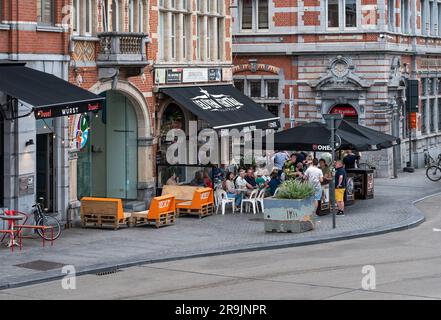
<box><xmin>0</xmin><ymin>169</ymin><xmax>438</xmax><ymax>289</ymax></box>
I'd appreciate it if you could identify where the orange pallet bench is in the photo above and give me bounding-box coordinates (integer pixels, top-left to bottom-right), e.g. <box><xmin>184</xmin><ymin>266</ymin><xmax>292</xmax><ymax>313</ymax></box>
<box><xmin>80</xmin><ymin>197</ymin><xmax>132</xmax><ymax>230</ymax></box>
<box><xmin>131</xmin><ymin>195</ymin><xmax>176</xmax><ymax>228</ymax></box>
<box><xmin>176</xmin><ymin>188</ymin><xmax>214</xmax><ymax>218</ymax></box>
<box><xmin>161</xmin><ymin>185</ymin><xmax>202</xmax><ymax>205</ymax></box>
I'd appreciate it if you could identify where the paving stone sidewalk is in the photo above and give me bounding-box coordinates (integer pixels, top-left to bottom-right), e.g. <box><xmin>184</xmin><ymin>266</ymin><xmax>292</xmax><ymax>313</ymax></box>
<box><xmin>0</xmin><ymin>169</ymin><xmax>438</xmax><ymax>289</ymax></box>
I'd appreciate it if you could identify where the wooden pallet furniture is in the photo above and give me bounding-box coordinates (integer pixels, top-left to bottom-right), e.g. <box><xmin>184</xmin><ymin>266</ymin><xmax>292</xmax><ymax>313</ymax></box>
<box><xmin>131</xmin><ymin>195</ymin><xmax>176</xmax><ymax>228</ymax></box>
<box><xmin>176</xmin><ymin>188</ymin><xmax>214</xmax><ymax>218</ymax></box>
<box><xmin>161</xmin><ymin>185</ymin><xmax>202</xmax><ymax>204</ymax></box>
<box><xmin>80</xmin><ymin>197</ymin><xmax>132</xmax><ymax>230</ymax></box>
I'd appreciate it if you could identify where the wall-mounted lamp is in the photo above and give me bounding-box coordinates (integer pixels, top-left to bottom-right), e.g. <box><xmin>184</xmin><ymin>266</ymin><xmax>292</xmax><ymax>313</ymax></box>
<box><xmin>25</xmin><ymin>139</ymin><xmax>34</xmax><ymax>147</ymax></box>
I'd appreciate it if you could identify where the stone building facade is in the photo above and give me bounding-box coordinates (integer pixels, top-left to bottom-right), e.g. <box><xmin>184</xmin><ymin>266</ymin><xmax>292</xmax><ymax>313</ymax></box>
<box><xmin>232</xmin><ymin>0</ymin><xmax>441</xmax><ymax>177</ymax></box>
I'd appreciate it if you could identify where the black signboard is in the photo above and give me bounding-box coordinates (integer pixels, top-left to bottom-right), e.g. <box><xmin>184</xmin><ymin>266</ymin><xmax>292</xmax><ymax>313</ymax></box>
<box><xmin>166</xmin><ymin>69</ymin><xmax>183</xmax><ymax>83</ymax></box>
<box><xmin>34</xmin><ymin>101</ymin><xmax>102</xmax><ymax>119</ymax></box>
<box><xmin>406</xmin><ymin>79</ymin><xmax>419</xmax><ymax>113</ymax></box>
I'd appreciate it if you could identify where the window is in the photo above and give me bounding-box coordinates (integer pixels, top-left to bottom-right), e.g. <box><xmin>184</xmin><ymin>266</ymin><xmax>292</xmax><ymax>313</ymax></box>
<box><xmin>138</xmin><ymin>0</ymin><xmax>144</xmax><ymax>32</ymax></box>
<box><xmin>265</xmin><ymin>104</ymin><xmax>279</xmax><ymax>117</ymax></box>
<box><xmin>328</xmin><ymin>0</ymin><xmax>339</xmax><ymax>28</ymax></box>
<box><xmin>73</xmin><ymin>0</ymin><xmax>80</xmax><ymax>34</ymax></box>
<box><xmin>171</xmin><ymin>14</ymin><xmax>176</xmax><ymax>59</ymax></box>
<box><xmin>438</xmin><ymin>99</ymin><xmax>441</xmax><ymax>131</ymax></box>
<box><xmin>207</xmin><ymin>18</ymin><xmax>212</xmax><ymax>60</ymax></box>
<box><xmin>129</xmin><ymin>0</ymin><xmax>135</xmax><ymax>32</ymax></box>
<box><xmin>429</xmin><ymin>78</ymin><xmax>434</xmax><ymax>95</ymax></box>
<box><xmin>422</xmin><ymin>0</ymin><xmax>429</xmax><ymax>35</ymax></box>
<box><xmin>430</xmin><ymin>99</ymin><xmax>435</xmax><ymax>132</ymax></box>
<box><xmin>422</xmin><ymin>100</ymin><xmax>427</xmax><ymax>134</ymax></box>
<box><xmin>401</xmin><ymin>0</ymin><xmax>409</xmax><ymax>33</ymax></box>
<box><xmin>266</xmin><ymin>80</ymin><xmax>279</xmax><ymax>98</ymax></box>
<box><xmin>388</xmin><ymin>0</ymin><xmax>394</xmax><ymax>31</ymax></box>
<box><xmin>344</xmin><ymin>0</ymin><xmax>356</xmax><ymax>28</ymax></box>
<box><xmin>234</xmin><ymin>80</ymin><xmax>245</xmax><ymax>93</ymax></box>
<box><xmin>85</xmin><ymin>0</ymin><xmax>92</xmax><ymax>35</ymax></box>
<box><xmin>0</xmin><ymin>0</ymin><xmax>3</xmax><ymax>21</ymax></box>
<box><xmin>250</xmin><ymin>80</ymin><xmax>261</xmax><ymax>98</ymax></box>
<box><xmin>430</xmin><ymin>0</ymin><xmax>436</xmax><ymax>35</ymax></box>
<box><xmin>327</xmin><ymin>0</ymin><xmax>358</xmax><ymax>29</ymax></box>
<box><xmin>240</xmin><ymin>0</ymin><xmax>269</xmax><ymax>31</ymax></box>
<box><xmin>159</xmin><ymin>9</ymin><xmax>164</xmax><ymax>59</ymax></box>
<box><xmin>37</xmin><ymin>0</ymin><xmax>54</xmax><ymax>25</ymax></box>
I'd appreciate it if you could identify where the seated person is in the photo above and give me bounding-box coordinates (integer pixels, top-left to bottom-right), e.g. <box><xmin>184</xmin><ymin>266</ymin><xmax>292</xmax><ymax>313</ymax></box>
<box><xmin>224</xmin><ymin>172</ymin><xmax>242</xmax><ymax>208</ymax></box>
<box><xmin>190</xmin><ymin>171</ymin><xmax>205</xmax><ymax>187</ymax></box>
<box><xmin>268</xmin><ymin>171</ymin><xmax>282</xmax><ymax>196</ymax></box>
<box><xmin>244</xmin><ymin>169</ymin><xmax>257</xmax><ymax>190</ymax></box>
<box><xmin>203</xmin><ymin>171</ymin><xmax>213</xmax><ymax>189</ymax></box>
<box><xmin>255</xmin><ymin>169</ymin><xmax>267</xmax><ymax>189</ymax></box>
<box><xmin>166</xmin><ymin>173</ymin><xmax>179</xmax><ymax>185</ymax></box>
<box><xmin>235</xmin><ymin>169</ymin><xmax>248</xmax><ymax>189</ymax></box>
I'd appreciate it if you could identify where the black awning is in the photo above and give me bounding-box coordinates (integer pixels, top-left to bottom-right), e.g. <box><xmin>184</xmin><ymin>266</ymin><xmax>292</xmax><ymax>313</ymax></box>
<box><xmin>160</xmin><ymin>85</ymin><xmax>279</xmax><ymax>130</ymax></box>
<box><xmin>0</xmin><ymin>62</ymin><xmax>105</xmax><ymax>119</ymax></box>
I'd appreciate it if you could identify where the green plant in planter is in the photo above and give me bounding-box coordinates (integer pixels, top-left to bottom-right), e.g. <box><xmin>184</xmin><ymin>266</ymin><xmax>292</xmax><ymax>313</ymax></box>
<box><xmin>274</xmin><ymin>180</ymin><xmax>315</xmax><ymax>200</ymax></box>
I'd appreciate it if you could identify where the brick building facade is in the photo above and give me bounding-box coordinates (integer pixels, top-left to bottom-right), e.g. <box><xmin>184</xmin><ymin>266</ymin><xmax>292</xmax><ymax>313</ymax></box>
<box><xmin>232</xmin><ymin>0</ymin><xmax>441</xmax><ymax>177</ymax></box>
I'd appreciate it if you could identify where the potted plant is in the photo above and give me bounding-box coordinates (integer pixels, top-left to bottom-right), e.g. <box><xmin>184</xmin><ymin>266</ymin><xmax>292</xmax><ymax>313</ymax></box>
<box><xmin>263</xmin><ymin>180</ymin><xmax>316</xmax><ymax>233</ymax></box>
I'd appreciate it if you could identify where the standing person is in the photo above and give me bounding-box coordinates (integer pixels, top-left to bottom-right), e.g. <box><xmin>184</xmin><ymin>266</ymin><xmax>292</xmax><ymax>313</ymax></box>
<box><xmin>272</xmin><ymin>150</ymin><xmax>289</xmax><ymax>176</ymax></box>
<box><xmin>319</xmin><ymin>159</ymin><xmax>332</xmax><ymax>183</ymax></box>
<box><xmin>296</xmin><ymin>152</ymin><xmax>306</xmax><ymax>165</ymax></box>
<box><xmin>343</xmin><ymin>150</ymin><xmax>360</xmax><ymax>169</ymax></box>
<box><xmin>284</xmin><ymin>153</ymin><xmax>298</xmax><ymax>180</ymax></box>
<box><xmin>335</xmin><ymin>160</ymin><xmax>347</xmax><ymax>216</ymax></box>
<box><xmin>303</xmin><ymin>159</ymin><xmax>324</xmax><ymax>211</ymax></box>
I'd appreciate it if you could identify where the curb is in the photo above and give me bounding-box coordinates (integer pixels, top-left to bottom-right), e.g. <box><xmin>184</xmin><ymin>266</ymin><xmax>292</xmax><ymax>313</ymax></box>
<box><xmin>0</xmin><ymin>191</ymin><xmax>435</xmax><ymax>291</ymax></box>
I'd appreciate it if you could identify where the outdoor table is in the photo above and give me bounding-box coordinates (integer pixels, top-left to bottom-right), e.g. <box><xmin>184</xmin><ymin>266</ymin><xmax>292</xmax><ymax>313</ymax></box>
<box><xmin>0</xmin><ymin>215</ymin><xmax>23</xmax><ymax>247</ymax></box>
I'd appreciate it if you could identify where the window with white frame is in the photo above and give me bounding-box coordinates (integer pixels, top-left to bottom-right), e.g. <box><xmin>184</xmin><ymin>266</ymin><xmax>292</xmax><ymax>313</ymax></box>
<box><xmin>327</xmin><ymin>0</ymin><xmax>358</xmax><ymax>29</ymax></box>
<box><xmin>240</xmin><ymin>0</ymin><xmax>269</xmax><ymax>31</ymax></box>
<box><xmin>37</xmin><ymin>0</ymin><xmax>55</xmax><ymax>25</ymax></box>
<box><xmin>422</xmin><ymin>0</ymin><xmax>429</xmax><ymax>35</ymax></box>
<box><xmin>72</xmin><ymin>0</ymin><xmax>94</xmax><ymax>36</ymax></box>
<box><xmin>400</xmin><ymin>0</ymin><xmax>409</xmax><ymax>33</ymax></box>
<box><xmin>388</xmin><ymin>0</ymin><xmax>395</xmax><ymax>31</ymax></box>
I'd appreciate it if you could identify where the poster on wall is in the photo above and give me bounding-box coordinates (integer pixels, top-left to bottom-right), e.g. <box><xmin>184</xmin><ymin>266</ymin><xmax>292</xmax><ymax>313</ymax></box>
<box><xmin>208</xmin><ymin>68</ymin><xmax>221</xmax><ymax>81</ymax></box>
<box><xmin>155</xmin><ymin>69</ymin><xmax>166</xmax><ymax>84</ymax></box>
<box><xmin>166</xmin><ymin>69</ymin><xmax>183</xmax><ymax>83</ymax></box>
<box><xmin>222</xmin><ymin>68</ymin><xmax>233</xmax><ymax>81</ymax></box>
<box><xmin>73</xmin><ymin>114</ymin><xmax>89</xmax><ymax>150</ymax></box>
<box><xmin>182</xmin><ymin>68</ymin><xmax>208</xmax><ymax>83</ymax></box>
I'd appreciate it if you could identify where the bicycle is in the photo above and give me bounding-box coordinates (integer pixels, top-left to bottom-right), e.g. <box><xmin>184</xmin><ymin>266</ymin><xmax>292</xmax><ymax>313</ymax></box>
<box><xmin>13</xmin><ymin>198</ymin><xmax>62</xmax><ymax>241</ymax></box>
<box><xmin>423</xmin><ymin>149</ymin><xmax>441</xmax><ymax>168</ymax></box>
<box><xmin>426</xmin><ymin>165</ymin><xmax>441</xmax><ymax>182</ymax></box>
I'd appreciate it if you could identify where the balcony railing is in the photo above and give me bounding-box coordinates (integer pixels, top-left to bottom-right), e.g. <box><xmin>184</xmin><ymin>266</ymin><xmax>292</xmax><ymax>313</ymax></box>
<box><xmin>97</xmin><ymin>32</ymin><xmax>148</xmax><ymax>66</ymax></box>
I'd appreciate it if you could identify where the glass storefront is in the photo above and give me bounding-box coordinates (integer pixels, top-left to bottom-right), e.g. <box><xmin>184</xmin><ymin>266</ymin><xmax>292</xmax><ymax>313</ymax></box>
<box><xmin>77</xmin><ymin>90</ymin><xmax>138</xmax><ymax>199</ymax></box>
<box><xmin>0</xmin><ymin>113</ymin><xmax>3</xmax><ymax>207</ymax></box>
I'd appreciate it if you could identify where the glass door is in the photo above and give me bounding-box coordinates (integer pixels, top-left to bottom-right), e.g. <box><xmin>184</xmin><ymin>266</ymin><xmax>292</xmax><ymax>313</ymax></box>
<box><xmin>0</xmin><ymin>113</ymin><xmax>4</xmax><ymax>207</ymax></box>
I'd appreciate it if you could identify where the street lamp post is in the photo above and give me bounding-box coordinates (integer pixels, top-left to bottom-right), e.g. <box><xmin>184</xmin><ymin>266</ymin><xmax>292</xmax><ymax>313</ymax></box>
<box><xmin>323</xmin><ymin>113</ymin><xmax>343</xmax><ymax>229</ymax></box>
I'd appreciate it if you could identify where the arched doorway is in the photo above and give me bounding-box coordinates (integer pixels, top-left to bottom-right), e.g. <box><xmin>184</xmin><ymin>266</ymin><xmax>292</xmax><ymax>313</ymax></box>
<box><xmin>330</xmin><ymin>104</ymin><xmax>359</xmax><ymax>123</ymax></box>
<box><xmin>77</xmin><ymin>90</ymin><xmax>138</xmax><ymax>199</ymax></box>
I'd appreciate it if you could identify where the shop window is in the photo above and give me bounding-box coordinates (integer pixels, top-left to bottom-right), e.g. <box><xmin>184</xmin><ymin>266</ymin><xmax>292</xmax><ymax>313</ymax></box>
<box><xmin>240</xmin><ymin>0</ymin><xmax>269</xmax><ymax>31</ymax></box>
<box><xmin>266</xmin><ymin>80</ymin><xmax>279</xmax><ymax>98</ymax></box>
<box><xmin>37</xmin><ymin>0</ymin><xmax>55</xmax><ymax>25</ymax></box>
<box><xmin>265</xmin><ymin>104</ymin><xmax>279</xmax><ymax>117</ymax></box>
<box><xmin>234</xmin><ymin>79</ymin><xmax>245</xmax><ymax>93</ymax></box>
<box><xmin>249</xmin><ymin>80</ymin><xmax>261</xmax><ymax>98</ymax></box>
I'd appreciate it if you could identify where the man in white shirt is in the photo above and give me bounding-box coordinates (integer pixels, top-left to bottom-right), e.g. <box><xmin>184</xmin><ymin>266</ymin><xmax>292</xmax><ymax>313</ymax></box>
<box><xmin>235</xmin><ymin>169</ymin><xmax>248</xmax><ymax>189</ymax></box>
<box><xmin>303</xmin><ymin>158</ymin><xmax>324</xmax><ymax>212</ymax></box>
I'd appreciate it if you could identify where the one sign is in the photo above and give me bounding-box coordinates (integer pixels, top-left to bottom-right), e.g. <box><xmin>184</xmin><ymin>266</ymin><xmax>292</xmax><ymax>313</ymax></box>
<box><xmin>208</xmin><ymin>68</ymin><xmax>221</xmax><ymax>81</ymax></box>
<box><xmin>155</xmin><ymin>69</ymin><xmax>166</xmax><ymax>84</ymax></box>
<box><xmin>190</xmin><ymin>87</ymin><xmax>244</xmax><ymax>111</ymax></box>
<box><xmin>312</xmin><ymin>144</ymin><xmax>332</xmax><ymax>151</ymax></box>
<box><xmin>34</xmin><ymin>102</ymin><xmax>101</xmax><ymax>119</ymax></box>
<box><xmin>74</xmin><ymin>114</ymin><xmax>89</xmax><ymax>150</ymax></box>
<box><xmin>406</xmin><ymin>79</ymin><xmax>419</xmax><ymax>113</ymax></box>
<box><xmin>330</xmin><ymin>105</ymin><xmax>358</xmax><ymax>117</ymax></box>
<box><xmin>410</xmin><ymin>112</ymin><xmax>417</xmax><ymax>129</ymax></box>
<box><xmin>166</xmin><ymin>69</ymin><xmax>183</xmax><ymax>83</ymax></box>
<box><xmin>182</xmin><ymin>68</ymin><xmax>208</xmax><ymax>83</ymax></box>
<box><xmin>222</xmin><ymin>68</ymin><xmax>233</xmax><ymax>81</ymax></box>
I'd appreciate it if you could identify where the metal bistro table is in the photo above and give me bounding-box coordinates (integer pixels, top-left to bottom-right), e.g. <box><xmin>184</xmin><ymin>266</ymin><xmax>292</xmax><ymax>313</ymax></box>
<box><xmin>0</xmin><ymin>214</ymin><xmax>23</xmax><ymax>249</ymax></box>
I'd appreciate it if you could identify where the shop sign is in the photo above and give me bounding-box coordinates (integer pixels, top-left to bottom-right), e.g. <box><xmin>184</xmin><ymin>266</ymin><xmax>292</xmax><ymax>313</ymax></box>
<box><xmin>208</xmin><ymin>68</ymin><xmax>221</xmax><ymax>81</ymax></box>
<box><xmin>191</xmin><ymin>88</ymin><xmax>244</xmax><ymax>111</ymax></box>
<box><xmin>222</xmin><ymin>68</ymin><xmax>233</xmax><ymax>81</ymax></box>
<box><xmin>166</xmin><ymin>69</ymin><xmax>183</xmax><ymax>83</ymax></box>
<box><xmin>312</xmin><ymin>144</ymin><xmax>332</xmax><ymax>151</ymax></box>
<box><xmin>330</xmin><ymin>105</ymin><xmax>358</xmax><ymax>117</ymax></box>
<box><xmin>155</xmin><ymin>69</ymin><xmax>166</xmax><ymax>84</ymax></box>
<box><xmin>34</xmin><ymin>102</ymin><xmax>101</xmax><ymax>120</ymax></box>
<box><xmin>182</xmin><ymin>68</ymin><xmax>208</xmax><ymax>83</ymax></box>
<box><xmin>74</xmin><ymin>114</ymin><xmax>89</xmax><ymax>150</ymax></box>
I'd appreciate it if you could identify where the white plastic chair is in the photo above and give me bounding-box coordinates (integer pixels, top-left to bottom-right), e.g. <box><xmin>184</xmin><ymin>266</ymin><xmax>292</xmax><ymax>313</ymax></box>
<box><xmin>216</xmin><ymin>190</ymin><xmax>235</xmax><ymax>215</ymax></box>
<box><xmin>241</xmin><ymin>189</ymin><xmax>259</xmax><ymax>214</ymax></box>
<box><xmin>256</xmin><ymin>189</ymin><xmax>266</xmax><ymax>213</ymax></box>
<box><xmin>273</xmin><ymin>187</ymin><xmax>280</xmax><ymax>197</ymax></box>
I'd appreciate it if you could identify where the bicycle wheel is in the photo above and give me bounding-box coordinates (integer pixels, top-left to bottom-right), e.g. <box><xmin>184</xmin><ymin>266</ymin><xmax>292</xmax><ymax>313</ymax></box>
<box><xmin>36</xmin><ymin>216</ymin><xmax>62</xmax><ymax>241</ymax></box>
<box><xmin>358</xmin><ymin>163</ymin><xmax>372</xmax><ymax>170</ymax></box>
<box><xmin>426</xmin><ymin>166</ymin><xmax>441</xmax><ymax>182</ymax></box>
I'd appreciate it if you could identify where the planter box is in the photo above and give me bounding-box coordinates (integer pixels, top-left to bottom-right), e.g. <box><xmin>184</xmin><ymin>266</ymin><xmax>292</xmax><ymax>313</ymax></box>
<box><xmin>263</xmin><ymin>196</ymin><xmax>315</xmax><ymax>233</ymax></box>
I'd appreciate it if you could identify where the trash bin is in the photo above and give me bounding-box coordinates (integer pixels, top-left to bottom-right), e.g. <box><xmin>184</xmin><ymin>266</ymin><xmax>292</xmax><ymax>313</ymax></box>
<box><xmin>346</xmin><ymin>169</ymin><xmax>374</xmax><ymax>200</ymax></box>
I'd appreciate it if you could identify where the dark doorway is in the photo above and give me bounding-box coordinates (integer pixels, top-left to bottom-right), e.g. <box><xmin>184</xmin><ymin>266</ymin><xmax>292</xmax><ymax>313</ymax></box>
<box><xmin>36</xmin><ymin>134</ymin><xmax>54</xmax><ymax>211</ymax></box>
<box><xmin>330</xmin><ymin>104</ymin><xmax>359</xmax><ymax>123</ymax></box>
<box><xmin>0</xmin><ymin>113</ymin><xmax>3</xmax><ymax>207</ymax></box>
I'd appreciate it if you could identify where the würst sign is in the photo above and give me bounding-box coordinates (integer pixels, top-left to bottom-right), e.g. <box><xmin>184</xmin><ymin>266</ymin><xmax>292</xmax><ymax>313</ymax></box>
<box><xmin>34</xmin><ymin>102</ymin><xmax>102</xmax><ymax>119</ymax></box>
